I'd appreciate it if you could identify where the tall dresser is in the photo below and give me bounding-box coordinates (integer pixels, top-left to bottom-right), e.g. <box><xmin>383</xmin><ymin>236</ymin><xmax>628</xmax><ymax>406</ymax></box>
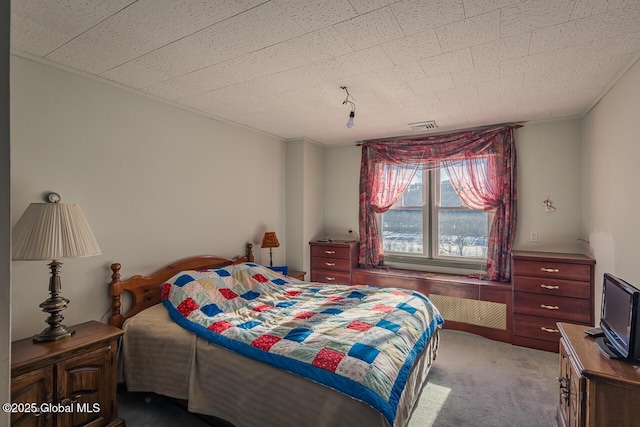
<box><xmin>309</xmin><ymin>240</ymin><xmax>359</xmax><ymax>285</ymax></box>
<box><xmin>511</xmin><ymin>251</ymin><xmax>596</xmax><ymax>352</ymax></box>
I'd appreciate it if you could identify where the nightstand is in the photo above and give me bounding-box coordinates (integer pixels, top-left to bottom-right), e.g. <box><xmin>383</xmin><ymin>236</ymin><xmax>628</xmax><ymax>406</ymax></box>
<box><xmin>11</xmin><ymin>321</ymin><xmax>125</xmax><ymax>427</ymax></box>
<box><xmin>287</xmin><ymin>270</ymin><xmax>306</xmax><ymax>281</ymax></box>
<box><xmin>309</xmin><ymin>240</ymin><xmax>359</xmax><ymax>285</ymax></box>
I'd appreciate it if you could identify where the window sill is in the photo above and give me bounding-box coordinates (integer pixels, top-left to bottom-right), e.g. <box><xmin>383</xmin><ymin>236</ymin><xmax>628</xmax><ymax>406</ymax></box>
<box><xmin>384</xmin><ymin>255</ymin><xmax>486</xmax><ymax>276</ymax></box>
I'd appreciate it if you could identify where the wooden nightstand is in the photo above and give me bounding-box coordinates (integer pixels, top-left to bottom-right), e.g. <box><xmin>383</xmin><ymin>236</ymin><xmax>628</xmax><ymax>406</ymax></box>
<box><xmin>287</xmin><ymin>270</ymin><xmax>306</xmax><ymax>281</ymax></box>
<box><xmin>11</xmin><ymin>321</ymin><xmax>125</xmax><ymax>427</ymax></box>
<box><xmin>309</xmin><ymin>240</ymin><xmax>359</xmax><ymax>285</ymax></box>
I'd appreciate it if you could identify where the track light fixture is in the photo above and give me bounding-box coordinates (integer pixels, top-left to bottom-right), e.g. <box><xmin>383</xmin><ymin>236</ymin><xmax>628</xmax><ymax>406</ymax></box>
<box><xmin>340</xmin><ymin>86</ymin><xmax>356</xmax><ymax>128</ymax></box>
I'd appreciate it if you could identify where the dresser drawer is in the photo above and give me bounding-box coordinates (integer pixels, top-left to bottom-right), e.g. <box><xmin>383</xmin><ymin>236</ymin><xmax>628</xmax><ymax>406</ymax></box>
<box><xmin>512</xmin><ymin>276</ymin><xmax>591</xmax><ymax>299</ymax></box>
<box><xmin>513</xmin><ymin>313</ymin><xmax>565</xmax><ymax>343</ymax></box>
<box><xmin>311</xmin><ymin>270</ymin><xmax>351</xmax><ymax>285</ymax></box>
<box><xmin>513</xmin><ymin>292</ymin><xmax>591</xmax><ymax>323</ymax></box>
<box><xmin>312</xmin><ymin>257</ymin><xmax>351</xmax><ymax>272</ymax></box>
<box><xmin>512</xmin><ymin>260</ymin><xmax>591</xmax><ymax>281</ymax></box>
<box><xmin>311</xmin><ymin>245</ymin><xmax>353</xmax><ymax>260</ymax></box>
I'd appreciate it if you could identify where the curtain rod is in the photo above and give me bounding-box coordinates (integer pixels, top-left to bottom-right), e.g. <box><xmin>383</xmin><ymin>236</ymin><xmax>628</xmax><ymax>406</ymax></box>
<box><xmin>355</xmin><ymin>123</ymin><xmax>524</xmax><ymax>146</ymax></box>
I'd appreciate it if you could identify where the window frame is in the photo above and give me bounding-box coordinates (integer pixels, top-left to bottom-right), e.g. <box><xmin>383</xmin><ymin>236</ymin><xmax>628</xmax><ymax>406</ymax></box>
<box><xmin>380</xmin><ymin>164</ymin><xmax>492</xmax><ymax>268</ymax></box>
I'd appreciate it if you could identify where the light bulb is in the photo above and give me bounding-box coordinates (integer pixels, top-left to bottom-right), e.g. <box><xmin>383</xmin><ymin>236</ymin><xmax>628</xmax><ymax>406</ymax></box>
<box><xmin>346</xmin><ymin>111</ymin><xmax>355</xmax><ymax>128</ymax></box>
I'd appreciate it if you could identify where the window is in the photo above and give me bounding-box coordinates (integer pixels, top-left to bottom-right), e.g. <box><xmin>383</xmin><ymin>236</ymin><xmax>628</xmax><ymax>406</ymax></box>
<box><xmin>381</xmin><ymin>163</ymin><xmax>491</xmax><ymax>263</ymax></box>
<box><xmin>359</xmin><ymin>125</ymin><xmax>516</xmax><ymax>280</ymax></box>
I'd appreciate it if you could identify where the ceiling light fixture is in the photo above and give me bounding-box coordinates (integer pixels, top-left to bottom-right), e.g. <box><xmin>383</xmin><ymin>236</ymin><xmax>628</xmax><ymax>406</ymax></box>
<box><xmin>340</xmin><ymin>86</ymin><xmax>356</xmax><ymax>129</ymax></box>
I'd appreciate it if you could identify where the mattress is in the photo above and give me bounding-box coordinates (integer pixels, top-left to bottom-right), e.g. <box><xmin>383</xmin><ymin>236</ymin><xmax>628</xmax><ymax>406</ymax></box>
<box><xmin>122</xmin><ymin>304</ymin><xmax>438</xmax><ymax>427</ymax></box>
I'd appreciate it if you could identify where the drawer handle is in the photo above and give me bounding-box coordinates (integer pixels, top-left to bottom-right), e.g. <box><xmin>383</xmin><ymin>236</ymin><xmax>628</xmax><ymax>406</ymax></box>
<box><xmin>540</xmin><ymin>304</ymin><xmax>559</xmax><ymax>310</ymax></box>
<box><xmin>541</xmin><ymin>327</ymin><xmax>559</xmax><ymax>333</ymax></box>
<box><xmin>540</xmin><ymin>284</ymin><xmax>559</xmax><ymax>289</ymax></box>
<box><xmin>326</xmin><ymin>277</ymin><xmax>336</xmax><ymax>281</ymax></box>
<box><xmin>558</xmin><ymin>377</ymin><xmax>570</xmax><ymax>402</ymax></box>
<box><xmin>325</xmin><ymin>250</ymin><xmax>336</xmax><ymax>254</ymax></box>
<box><xmin>540</xmin><ymin>268</ymin><xmax>559</xmax><ymax>273</ymax></box>
<box><xmin>325</xmin><ymin>262</ymin><xmax>336</xmax><ymax>266</ymax></box>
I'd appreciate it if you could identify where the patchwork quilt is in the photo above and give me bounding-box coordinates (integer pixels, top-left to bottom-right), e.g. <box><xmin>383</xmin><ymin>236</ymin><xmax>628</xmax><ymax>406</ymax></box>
<box><xmin>161</xmin><ymin>262</ymin><xmax>443</xmax><ymax>426</ymax></box>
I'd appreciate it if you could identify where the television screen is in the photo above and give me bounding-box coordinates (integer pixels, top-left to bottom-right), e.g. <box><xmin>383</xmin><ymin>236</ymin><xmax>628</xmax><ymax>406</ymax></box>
<box><xmin>602</xmin><ymin>275</ymin><xmax>633</xmax><ymax>349</ymax></box>
<box><xmin>599</xmin><ymin>273</ymin><xmax>640</xmax><ymax>361</ymax></box>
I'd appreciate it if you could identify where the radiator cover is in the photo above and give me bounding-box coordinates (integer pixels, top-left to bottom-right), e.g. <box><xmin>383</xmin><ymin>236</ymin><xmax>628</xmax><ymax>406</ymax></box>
<box><xmin>429</xmin><ymin>294</ymin><xmax>507</xmax><ymax>330</ymax></box>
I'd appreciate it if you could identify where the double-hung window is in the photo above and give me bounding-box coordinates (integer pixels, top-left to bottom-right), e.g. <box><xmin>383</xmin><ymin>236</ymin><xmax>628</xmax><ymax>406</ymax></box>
<box><xmin>359</xmin><ymin>125</ymin><xmax>516</xmax><ymax>280</ymax></box>
<box><xmin>381</xmin><ymin>162</ymin><xmax>492</xmax><ymax>265</ymax></box>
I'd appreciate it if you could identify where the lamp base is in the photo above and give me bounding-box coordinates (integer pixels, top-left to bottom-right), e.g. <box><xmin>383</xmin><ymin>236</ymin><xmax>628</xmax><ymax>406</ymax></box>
<box><xmin>33</xmin><ymin>324</ymin><xmax>75</xmax><ymax>343</ymax></box>
<box><xmin>32</xmin><ymin>260</ymin><xmax>75</xmax><ymax>343</ymax></box>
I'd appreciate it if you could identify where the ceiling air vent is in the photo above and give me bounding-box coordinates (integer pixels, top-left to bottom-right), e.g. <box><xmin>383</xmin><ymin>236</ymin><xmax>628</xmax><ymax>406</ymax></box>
<box><xmin>407</xmin><ymin>120</ymin><xmax>437</xmax><ymax>131</ymax></box>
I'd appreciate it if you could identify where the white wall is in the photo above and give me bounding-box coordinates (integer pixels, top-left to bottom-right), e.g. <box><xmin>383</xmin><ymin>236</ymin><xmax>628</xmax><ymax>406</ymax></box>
<box><xmin>285</xmin><ymin>138</ymin><xmax>325</xmax><ymax>275</ymax></box>
<box><xmin>322</xmin><ymin>121</ymin><xmax>586</xmax><ymax>264</ymax></box>
<box><xmin>324</xmin><ymin>144</ymin><xmax>361</xmax><ymax>239</ymax></box>
<box><xmin>302</xmin><ymin>140</ymin><xmax>325</xmax><ymax>273</ymax></box>
<box><xmin>582</xmin><ymin>58</ymin><xmax>640</xmax><ymax>321</ymax></box>
<box><xmin>513</xmin><ymin>119</ymin><xmax>585</xmax><ymax>253</ymax></box>
<box><xmin>286</xmin><ymin>140</ymin><xmax>305</xmax><ymax>270</ymax></box>
<box><xmin>10</xmin><ymin>56</ymin><xmax>286</xmax><ymax>340</ymax></box>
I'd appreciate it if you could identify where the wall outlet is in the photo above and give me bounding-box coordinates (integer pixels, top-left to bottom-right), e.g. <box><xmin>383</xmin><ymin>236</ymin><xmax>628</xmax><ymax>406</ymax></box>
<box><xmin>530</xmin><ymin>231</ymin><xmax>539</xmax><ymax>242</ymax></box>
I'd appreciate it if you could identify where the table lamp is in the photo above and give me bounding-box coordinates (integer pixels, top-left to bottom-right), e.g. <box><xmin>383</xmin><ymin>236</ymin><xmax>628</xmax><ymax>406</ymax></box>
<box><xmin>12</xmin><ymin>192</ymin><xmax>102</xmax><ymax>342</ymax></box>
<box><xmin>260</xmin><ymin>232</ymin><xmax>280</xmax><ymax>267</ymax></box>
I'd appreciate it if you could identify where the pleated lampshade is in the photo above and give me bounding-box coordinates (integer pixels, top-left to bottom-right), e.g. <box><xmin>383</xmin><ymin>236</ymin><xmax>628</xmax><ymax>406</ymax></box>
<box><xmin>260</xmin><ymin>232</ymin><xmax>280</xmax><ymax>249</ymax></box>
<box><xmin>12</xmin><ymin>203</ymin><xmax>102</xmax><ymax>261</ymax></box>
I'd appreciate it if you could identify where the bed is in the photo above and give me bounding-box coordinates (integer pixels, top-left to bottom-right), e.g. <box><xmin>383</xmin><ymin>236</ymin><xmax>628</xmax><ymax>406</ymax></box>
<box><xmin>109</xmin><ymin>243</ymin><xmax>443</xmax><ymax>427</ymax></box>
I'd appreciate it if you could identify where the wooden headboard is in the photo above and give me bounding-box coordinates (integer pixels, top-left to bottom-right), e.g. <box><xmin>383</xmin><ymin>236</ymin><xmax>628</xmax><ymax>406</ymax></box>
<box><xmin>109</xmin><ymin>243</ymin><xmax>254</xmax><ymax>328</ymax></box>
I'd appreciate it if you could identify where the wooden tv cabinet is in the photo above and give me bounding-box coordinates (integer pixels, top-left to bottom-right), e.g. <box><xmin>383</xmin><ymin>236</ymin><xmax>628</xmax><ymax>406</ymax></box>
<box><xmin>557</xmin><ymin>322</ymin><xmax>640</xmax><ymax>427</ymax></box>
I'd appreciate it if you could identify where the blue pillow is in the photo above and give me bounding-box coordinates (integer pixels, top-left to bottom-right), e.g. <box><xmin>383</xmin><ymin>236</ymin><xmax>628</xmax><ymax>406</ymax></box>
<box><xmin>268</xmin><ymin>265</ymin><xmax>288</xmax><ymax>275</ymax></box>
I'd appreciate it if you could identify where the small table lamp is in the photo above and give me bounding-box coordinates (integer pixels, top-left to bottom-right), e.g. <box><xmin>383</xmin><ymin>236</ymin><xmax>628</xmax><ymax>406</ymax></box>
<box><xmin>12</xmin><ymin>193</ymin><xmax>101</xmax><ymax>342</ymax></box>
<box><xmin>261</xmin><ymin>232</ymin><xmax>280</xmax><ymax>267</ymax></box>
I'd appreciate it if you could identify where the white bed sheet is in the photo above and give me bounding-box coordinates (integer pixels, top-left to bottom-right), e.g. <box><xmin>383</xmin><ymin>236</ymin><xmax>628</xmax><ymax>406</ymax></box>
<box><xmin>122</xmin><ymin>304</ymin><xmax>438</xmax><ymax>427</ymax></box>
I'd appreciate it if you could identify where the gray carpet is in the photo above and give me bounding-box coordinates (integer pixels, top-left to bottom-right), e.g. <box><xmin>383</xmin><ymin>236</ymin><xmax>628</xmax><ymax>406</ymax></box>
<box><xmin>118</xmin><ymin>329</ymin><xmax>558</xmax><ymax>427</ymax></box>
<box><xmin>408</xmin><ymin>330</ymin><xmax>557</xmax><ymax>427</ymax></box>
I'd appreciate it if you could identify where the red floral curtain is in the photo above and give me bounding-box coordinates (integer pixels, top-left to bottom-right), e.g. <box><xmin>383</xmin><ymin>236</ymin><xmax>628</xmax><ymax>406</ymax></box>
<box><xmin>358</xmin><ymin>125</ymin><xmax>518</xmax><ymax>281</ymax></box>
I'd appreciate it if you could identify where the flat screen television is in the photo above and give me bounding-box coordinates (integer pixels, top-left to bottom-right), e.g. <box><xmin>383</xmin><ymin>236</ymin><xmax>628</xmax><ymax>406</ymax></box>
<box><xmin>596</xmin><ymin>273</ymin><xmax>640</xmax><ymax>362</ymax></box>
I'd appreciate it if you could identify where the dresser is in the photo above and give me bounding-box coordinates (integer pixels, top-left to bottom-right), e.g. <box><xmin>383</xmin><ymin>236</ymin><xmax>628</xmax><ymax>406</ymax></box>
<box><xmin>557</xmin><ymin>322</ymin><xmax>640</xmax><ymax>427</ymax></box>
<box><xmin>511</xmin><ymin>251</ymin><xmax>595</xmax><ymax>352</ymax></box>
<box><xmin>309</xmin><ymin>240</ymin><xmax>359</xmax><ymax>285</ymax></box>
<box><xmin>11</xmin><ymin>321</ymin><xmax>125</xmax><ymax>427</ymax></box>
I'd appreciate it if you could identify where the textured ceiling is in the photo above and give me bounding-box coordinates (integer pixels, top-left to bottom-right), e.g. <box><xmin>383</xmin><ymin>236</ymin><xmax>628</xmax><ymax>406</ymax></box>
<box><xmin>10</xmin><ymin>0</ymin><xmax>640</xmax><ymax>145</ymax></box>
